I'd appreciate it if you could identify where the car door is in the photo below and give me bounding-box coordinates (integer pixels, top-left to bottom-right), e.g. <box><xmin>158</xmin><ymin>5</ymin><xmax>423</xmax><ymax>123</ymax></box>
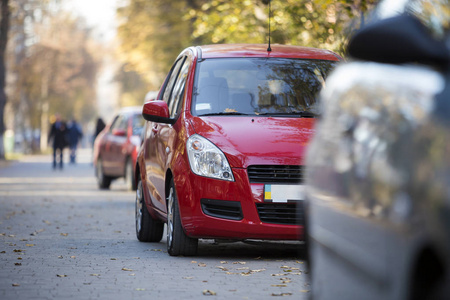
<box><xmin>106</xmin><ymin>114</ymin><xmax>128</xmax><ymax>176</ymax></box>
<box><xmin>144</xmin><ymin>55</ymin><xmax>191</xmax><ymax>213</ymax></box>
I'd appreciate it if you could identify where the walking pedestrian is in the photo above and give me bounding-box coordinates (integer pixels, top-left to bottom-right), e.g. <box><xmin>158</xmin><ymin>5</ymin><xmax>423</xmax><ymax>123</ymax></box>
<box><xmin>93</xmin><ymin>117</ymin><xmax>106</xmax><ymax>143</ymax></box>
<box><xmin>67</xmin><ymin>118</ymin><xmax>83</xmax><ymax>164</ymax></box>
<box><xmin>48</xmin><ymin>114</ymin><xmax>67</xmax><ymax>170</ymax></box>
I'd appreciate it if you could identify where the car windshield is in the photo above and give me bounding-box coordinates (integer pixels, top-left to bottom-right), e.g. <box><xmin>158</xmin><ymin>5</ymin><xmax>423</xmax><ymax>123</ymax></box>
<box><xmin>192</xmin><ymin>57</ymin><xmax>337</xmax><ymax>117</ymax></box>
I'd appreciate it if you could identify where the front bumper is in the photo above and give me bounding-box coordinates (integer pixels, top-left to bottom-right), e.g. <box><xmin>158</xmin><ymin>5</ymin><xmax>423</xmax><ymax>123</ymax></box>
<box><xmin>174</xmin><ymin>168</ymin><xmax>303</xmax><ymax>240</ymax></box>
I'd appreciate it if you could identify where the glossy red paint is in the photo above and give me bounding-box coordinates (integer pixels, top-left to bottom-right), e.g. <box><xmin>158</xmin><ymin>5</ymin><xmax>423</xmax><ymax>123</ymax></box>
<box><xmin>189</xmin><ymin>116</ymin><xmax>314</xmax><ymax>167</ymax></box>
<box><xmin>136</xmin><ymin>44</ymin><xmax>340</xmax><ymax>249</ymax></box>
<box><xmin>199</xmin><ymin>44</ymin><xmax>341</xmax><ymax>60</ymax></box>
<box><xmin>142</xmin><ymin>100</ymin><xmax>170</xmax><ymax>120</ymax></box>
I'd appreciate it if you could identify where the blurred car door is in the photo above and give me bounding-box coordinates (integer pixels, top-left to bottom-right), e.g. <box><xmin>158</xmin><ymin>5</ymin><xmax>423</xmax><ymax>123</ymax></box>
<box><xmin>105</xmin><ymin>114</ymin><xmax>128</xmax><ymax>176</ymax></box>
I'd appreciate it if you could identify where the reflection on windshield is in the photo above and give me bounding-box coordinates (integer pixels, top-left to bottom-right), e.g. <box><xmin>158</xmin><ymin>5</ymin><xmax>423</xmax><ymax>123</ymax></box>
<box><xmin>192</xmin><ymin>58</ymin><xmax>336</xmax><ymax>117</ymax></box>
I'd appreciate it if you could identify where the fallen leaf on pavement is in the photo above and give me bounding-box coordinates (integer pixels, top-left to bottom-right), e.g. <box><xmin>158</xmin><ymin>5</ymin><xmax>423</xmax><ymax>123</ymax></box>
<box><xmin>183</xmin><ymin>276</ymin><xmax>194</xmax><ymax>279</ymax></box>
<box><xmin>271</xmin><ymin>284</ymin><xmax>287</xmax><ymax>287</ymax></box>
<box><xmin>25</xmin><ymin>244</ymin><xmax>35</xmax><ymax>247</ymax></box>
<box><xmin>220</xmin><ymin>261</ymin><xmax>227</xmax><ymax>264</ymax></box>
<box><xmin>216</xmin><ymin>266</ymin><xmax>229</xmax><ymax>271</ymax></box>
<box><xmin>198</xmin><ymin>263</ymin><xmax>206</xmax><ymax>267</ymax></box>
<box><xmin>271</xmin><ymin>293</ymin><xmax>292</xmax><ymax>296</ymax></box>
<box><xmin>90</xmin><ymin>274</ymin><xmax>100</xmax><ymax>276</ymax></box>
<box><xmin>60</xmin><ymin>233</ymin><xmax>68</xmax><ymax>236</ymax></box>
<box><xmin>233</xmin><ymin>262</ymin><xmax>246</xmax><ymax>265</ymax></box>
<box><xmin>301</xmin><ymin>290</ymin><xmax>310</xmax><ymax>293</ymax></box>
<box><xmin>12</xmin><ymin>283</ymin><xmax>20</xmax><ymax>287</ymax></box>
<box><xmin>202</xmin><ymin>289</ymin><xmax>216</xmax><ymax>296</ymax></box>
<box><xmin>56</xmin><ymin>274</ymin><xmax>67</xmax><ymax>277</ymax></box>
<box><xmin>122</xmin><ymin>268</ymin><xmax>133</xmax><ymax>271</ymax></box>
<box><xmin>135</xmin><ymin>288</ymin><xmax>145</xmax><ymax>291</ymax></box>
<box><xmin>14</xmin><ymin>263</ymin><xmax>22</xmax><ymax>266</ymax></box>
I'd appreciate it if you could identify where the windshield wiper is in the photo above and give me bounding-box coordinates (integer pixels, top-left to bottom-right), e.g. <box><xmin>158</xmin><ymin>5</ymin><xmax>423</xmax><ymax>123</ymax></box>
<box><xmin>256</xmin><ymin>111</ymin><xmax>317</xmax><ymax>118</ymax></box>
<box><xmin>199</xmin><ymin>112</ymin><xmax>250</xmax><ymax>116</ymax></box>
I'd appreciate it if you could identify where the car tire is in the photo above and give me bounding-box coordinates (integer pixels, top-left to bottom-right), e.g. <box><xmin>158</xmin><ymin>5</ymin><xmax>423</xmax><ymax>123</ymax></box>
<box><xmin>96</xmin><ymin>157</ymin><xmax>112</xmax><ymax>189</ymax></box>
<box><xmin>167</xmin><ymin>179</ymin><xmax>198</xmax><ymax>256</ymax></box>
<box><xmin>135</xmin><ymin>178</ymin><xmax>164</xmax><ymax>242</ymax></box>
<box><xmin>125</xmin><ymin>158</ymin><xmax>136</xmax><ymax>191</ymax></box>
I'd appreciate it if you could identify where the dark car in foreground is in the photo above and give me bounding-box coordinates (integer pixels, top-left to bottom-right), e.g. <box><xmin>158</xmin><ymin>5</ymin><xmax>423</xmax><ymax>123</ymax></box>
<box><xmin>93</xmin><ymin>107</ymin><xmax>144</xmax><ymax>190</ymax></box>
<box><xmin>305</xmin><ymin>0</ymin><xmax>450</xmax><ymax>299</ymax></box>
<box><xmin>134</xmin><ymin>44</ymin><xmax>340</xmax><ymax>256</ymax></box>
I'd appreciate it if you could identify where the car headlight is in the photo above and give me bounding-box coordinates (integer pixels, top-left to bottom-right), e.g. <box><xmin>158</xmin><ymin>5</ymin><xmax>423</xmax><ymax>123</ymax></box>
<box><xmin>187</xmin><ymin>134</ymin><xmax>234</xmax><ymax>181</ymax></box>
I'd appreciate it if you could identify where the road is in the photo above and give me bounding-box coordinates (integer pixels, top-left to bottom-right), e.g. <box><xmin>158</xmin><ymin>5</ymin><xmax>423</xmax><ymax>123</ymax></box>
<box><xmin>0</xmin><ymin>149</ymin><xmax>309</xmax><ymax>299</ymax></box>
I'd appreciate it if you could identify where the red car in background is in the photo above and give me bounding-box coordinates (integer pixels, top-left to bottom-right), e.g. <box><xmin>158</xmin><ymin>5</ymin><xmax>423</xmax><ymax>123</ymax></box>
<box><xmin>135</xmin><ymin>44</ymin><xmax>340</xmax><ymax>256</ymax></box>
<box><xmin>93</xmin><ymin>107</ymin><xmax>145</xmax><ymax>190</ymax></box>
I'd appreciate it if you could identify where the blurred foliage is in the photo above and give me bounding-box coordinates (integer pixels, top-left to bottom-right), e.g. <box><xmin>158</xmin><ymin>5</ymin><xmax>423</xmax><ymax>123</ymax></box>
<box><xmin>7</xmin><ymin>0</ymin><xmax>101</xmax><ymax>152</ymax></box>
<box><xmin>117</xmin><ymin>0</ymin><xmax>378</xmax><ymax>91</ymax></box>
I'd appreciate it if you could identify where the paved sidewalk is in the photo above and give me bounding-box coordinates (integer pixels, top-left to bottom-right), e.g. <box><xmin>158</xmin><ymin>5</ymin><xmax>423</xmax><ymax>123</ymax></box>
<box><xmin>0</xmin><ymin>149</ymin><xmax>310</xmax><ymax>300</ymax></box>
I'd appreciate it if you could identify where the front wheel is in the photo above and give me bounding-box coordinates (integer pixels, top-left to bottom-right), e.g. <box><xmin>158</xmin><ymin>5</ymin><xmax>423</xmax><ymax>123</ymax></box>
<box><xmin>167</xmin><ymin>179</ymin><xmax>198</xmax><ymax>256</ymax></box>
<box><xmin>96</xmin><ymin>157</ymin><xmax>112</xmax><ymax>189</ymax></box>
<box><xmin>135</xmin><ymin>178</ymin><xmax>164</xmax><ymax>242</ymax></box>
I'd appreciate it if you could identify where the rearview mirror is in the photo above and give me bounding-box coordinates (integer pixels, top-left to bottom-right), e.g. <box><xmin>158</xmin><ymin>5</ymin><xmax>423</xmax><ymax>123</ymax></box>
<box><xmin>142</xmin><ymin>100</ymin><xmax>175</xmax><ymax>125</ymax></box>
<box><xmin>347</xmin><ymin>14</ymin><xmax>449</xmax><ymax>67</ymax></box>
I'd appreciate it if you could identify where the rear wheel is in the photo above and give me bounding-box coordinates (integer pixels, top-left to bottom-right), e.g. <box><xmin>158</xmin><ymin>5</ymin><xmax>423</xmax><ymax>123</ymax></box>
<box><xmin>96</xmin><ymin>157</ymin><xmax>112</xmax><ymax>189</ymax></box>
<box><xmin>125</xmin><ymin>158</ymin><xmax>136</xmax><ymax>191</ymax></box>
<box><xmin>135</xmin><ymin>178</ymin><xmax>164</xmax><ymax>242</ymax></box>
<box><xmin>167</xmin><ymin>179</ymin><xmax>198</xmax><ymax>256</ymax></box>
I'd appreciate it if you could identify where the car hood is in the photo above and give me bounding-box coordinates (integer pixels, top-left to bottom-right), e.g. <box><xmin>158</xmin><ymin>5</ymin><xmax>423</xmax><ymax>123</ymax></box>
<box><xmin>189</xmin><ymin>116</ymin><xmax>315</xmax><ymax>168</ymax></box>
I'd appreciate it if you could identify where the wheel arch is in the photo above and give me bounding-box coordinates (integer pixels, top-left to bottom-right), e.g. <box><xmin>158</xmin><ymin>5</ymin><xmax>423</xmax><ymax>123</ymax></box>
<box><xmin>408</xmin><ymin>244</ymin><xmax>446</xmax><ymax>300</ymax></box>
<box><xmin>165</xmin><ymin>169</ymin><xmax>174</xmax><ymax>209</ymax></box>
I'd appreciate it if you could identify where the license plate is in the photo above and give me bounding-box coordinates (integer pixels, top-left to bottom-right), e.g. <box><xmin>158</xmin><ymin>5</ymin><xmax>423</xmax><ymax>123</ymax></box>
<box><xmin>264</xmin><ymin>184</ymin><xmax>305</xmax><ymax>203</ymax></box>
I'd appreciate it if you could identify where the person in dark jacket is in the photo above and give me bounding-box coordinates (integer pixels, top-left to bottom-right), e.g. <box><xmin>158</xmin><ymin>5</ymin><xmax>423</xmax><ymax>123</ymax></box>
<box><xmin>48</xmin><ymin>114</ymin><xmax>67</xmax><ymax>169</ymax></box>
<box><xmin>67</xmin><ymin>118</ymin><xmax>83</xmax><ymax>164</ymax></box>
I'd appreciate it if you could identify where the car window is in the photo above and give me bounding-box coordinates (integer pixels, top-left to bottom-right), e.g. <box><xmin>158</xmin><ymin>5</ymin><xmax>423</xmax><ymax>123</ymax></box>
<box><xmin>168</xmin><ymin>56</ymin><xmax>192</xmax><ymax>118</ymax></box>
<box><xmin>192</xmin><ymin>58</ymin><xmax>337</xmax><ymax>116</ymax></box>
<box><xmin>162</xmin><ymin>57</ymin><xmax>186</xmax><ymax>104</ymax></box>
<box><xmin>132</xmin><ymin>114</ymin><xmax>145</xmax><ymax>136</ymax></box>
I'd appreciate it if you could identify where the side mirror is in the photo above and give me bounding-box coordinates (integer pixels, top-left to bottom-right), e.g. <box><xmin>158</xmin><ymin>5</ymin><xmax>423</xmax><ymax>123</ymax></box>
<box><xmin>112</xmin><ymin>128</ymin><xmax>127</xmax><ymax>137</ymax></box>
<box><xmin>142</xmin><ymin>100</ymin><xmax>175</xmax><ymax>124</ymax></box>
<box><xmin>348</xmin><ymin>14</ymin><xmax>450</xmax><ymax>67</ymax></box>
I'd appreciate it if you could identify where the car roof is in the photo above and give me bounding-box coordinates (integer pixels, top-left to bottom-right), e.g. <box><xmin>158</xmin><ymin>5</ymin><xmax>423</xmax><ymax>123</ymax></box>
<box><xmin>117</xmin><ymin>106</ymin><xmax>142</xmax><ymax>115</ymax></box>
<box><xmin>195</xmin><ymin>44</ymin><xmax>341</xmax><ymax>61</ymax></box>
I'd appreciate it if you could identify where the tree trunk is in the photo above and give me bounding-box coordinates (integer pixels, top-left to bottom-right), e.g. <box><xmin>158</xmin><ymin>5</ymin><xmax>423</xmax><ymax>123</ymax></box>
<box><xmin>0</xmin><ymin>0</ymin><xmax>10</xmax><ymax>160</ymax></box>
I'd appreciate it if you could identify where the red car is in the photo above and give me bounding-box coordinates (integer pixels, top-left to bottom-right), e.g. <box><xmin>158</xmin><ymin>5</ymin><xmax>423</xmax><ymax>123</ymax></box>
<box><xmin>93</xmin><ymin>106</ymin><xmax>145</xmax><ymax>190</ymax></box>
<box><xmin>135</xmin><ymin>44</ymin><xmax>340</xmax><ymax>255</ymax></box>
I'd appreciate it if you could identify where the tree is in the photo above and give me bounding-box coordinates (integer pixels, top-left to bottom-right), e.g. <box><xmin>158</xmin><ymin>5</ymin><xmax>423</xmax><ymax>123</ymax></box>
<box><xmin>7</xmin><ymin>1</ymin><xmax>100</xmax><ymax>153</ymax></box>
<box><xmin>116</xmin><ymin>0</ymin><xmax>377</xmax><ymax>93</ymax></box>
<box><xmin>0</xmin><ymin>0</ymin><xmax>9</xmax><ymax>159</ymax></box>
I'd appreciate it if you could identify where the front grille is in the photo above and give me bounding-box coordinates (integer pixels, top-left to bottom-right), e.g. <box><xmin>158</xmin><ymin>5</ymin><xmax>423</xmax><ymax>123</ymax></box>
<box><xmin>256</xmin><ymin>202</ymin><xmax>303</xmax><ymax>225</ymax></box>
<box><xmin>248</xmin><ymin>165</ymin><xmax>304</xmax><ymax>184</ymax></box>
<box><xmin>201</xmin><ymin>199</ymin><xmax>243</xmax><ymax>221</ymax></box>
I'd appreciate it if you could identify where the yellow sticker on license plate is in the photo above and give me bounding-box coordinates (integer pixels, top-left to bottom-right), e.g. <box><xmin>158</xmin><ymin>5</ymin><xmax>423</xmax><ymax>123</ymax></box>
<box><xmin>264</xmin><ymin>185</ymin><xmax>304</xmax><ymax>202</ymax></box>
